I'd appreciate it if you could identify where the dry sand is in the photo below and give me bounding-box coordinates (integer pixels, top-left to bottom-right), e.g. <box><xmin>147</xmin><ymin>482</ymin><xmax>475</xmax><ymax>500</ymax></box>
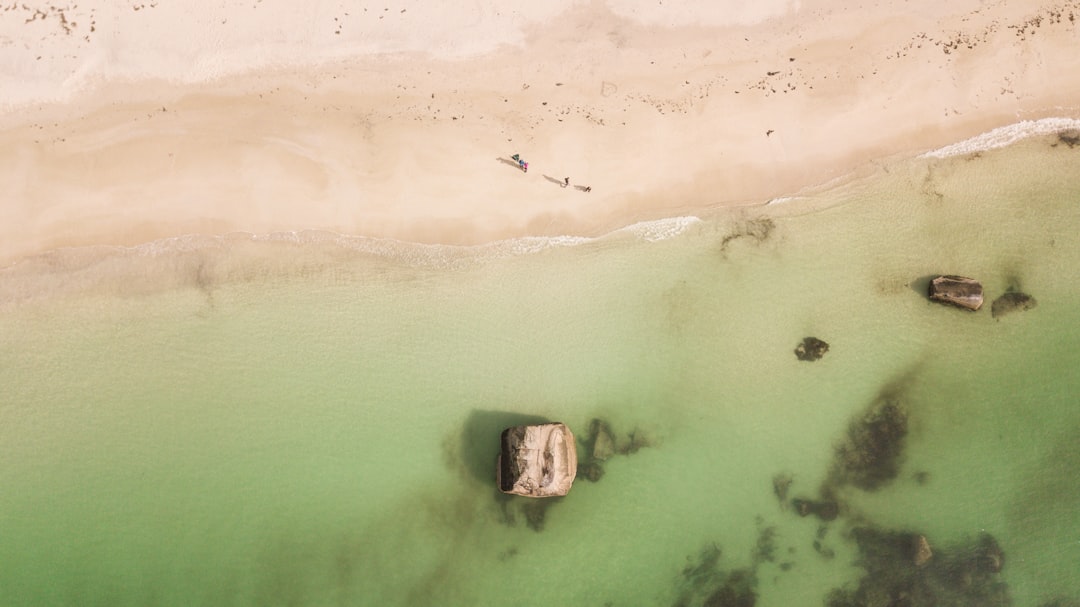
<box><xmin>1</xmin><ymin>0</ymin><xmax>1079</xmax><ymax>265</ymax></box>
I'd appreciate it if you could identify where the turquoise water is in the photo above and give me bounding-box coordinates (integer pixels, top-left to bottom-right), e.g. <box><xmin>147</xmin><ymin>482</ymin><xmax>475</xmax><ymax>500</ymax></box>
<box><xmin>1</xmin><ymin>134</ymin><xmax>1079</xmax><ymax>606</ymax></box>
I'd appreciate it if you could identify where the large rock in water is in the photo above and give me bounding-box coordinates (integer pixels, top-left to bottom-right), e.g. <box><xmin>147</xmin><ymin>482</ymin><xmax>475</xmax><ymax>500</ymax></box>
<box><xmin>928</xmin><ymin>275</ymin><xmax>984</xmax><ymax>311</ymax></box>
<box><xmin>497</xmin><ymin>423</ymin><xmax>577</xmax><ymax>497</ymax></box>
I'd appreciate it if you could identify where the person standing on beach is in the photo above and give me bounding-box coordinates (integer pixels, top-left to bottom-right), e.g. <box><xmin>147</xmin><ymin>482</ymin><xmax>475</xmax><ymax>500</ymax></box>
<box><xmin>563</xmin><ymin>177</ymin><xmax>570</xmax><ymax>188</ymax></box>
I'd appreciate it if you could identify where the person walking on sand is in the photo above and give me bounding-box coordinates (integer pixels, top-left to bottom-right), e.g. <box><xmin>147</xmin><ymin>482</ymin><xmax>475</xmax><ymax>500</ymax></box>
<box><xmin>563</xmin><ymin>177</ymin><xmax>570</xmax><ymax>188</ymax></box>
<box><xmin>511</xmin><ymin>153</ymin><xmax>527</xmax><ymax>172</ymax></box>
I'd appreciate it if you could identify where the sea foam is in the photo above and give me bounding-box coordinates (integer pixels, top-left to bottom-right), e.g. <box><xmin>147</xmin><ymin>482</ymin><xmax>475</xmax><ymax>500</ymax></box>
<box><xmin>920</xmin><ymin>117</ymin><xmax>1080</xmax><ymax>159</ymax></box>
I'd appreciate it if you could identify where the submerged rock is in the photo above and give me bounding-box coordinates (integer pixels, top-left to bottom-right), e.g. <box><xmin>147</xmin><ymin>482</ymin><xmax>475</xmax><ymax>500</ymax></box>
<box><xmin>913</xmin><ymin>535</ymin><xmax>933</xmax><ymax>566</ymax></box>
<box><xmin>617</xmin><ymin>429</ymin><xmax>651</xmax><ymax>455</ymax></box>
<box><xmin>586</xmin><ymin>418</ymin><xmax>616</xmax><ymax>461</ymax></box>
<box><xmin>826</xmin><ymin>528</ymin><xmax>1010</xmax><ymax>607</ymax></box>
<box><xmin>772</xmin><ymin>473</ymin><xmax>794</xmax><ymax>505</ymax></box>
<box><xmin>928</xmin><ymin>275</ymin><xmax>984</xmax><ymax>311</ymax></box>
<box><xmin>577</xmin><ymin>418</ymin><xmax>652</xmax><ymax>483</ymax></box>
<box><xmin>991</xmin><ymin>291</ymin><xmax>1037</xmax><ymax>319</ymax></box>
<box><xmin>703</xmin><ymin>569</ymin><xmax>757</xmax><ymax>607</ymax></box>
<box><xmin>795</xmin><ymin>337</ymin><xmax>830</xmax><ymax>361</ymax></box>
<box><xmin>791</xmin><ymin>497</ymin><xmax>839</xmax><ymax>522</ymax></box>
<box><xmin>578</xmin><ymin>460</ymin><xmax>605</xmax><ymax>483</ymax></box>
<box><xmin>497</xmin><ymin>423</ymin><xmax>577</xmax><ymax>497</ymax></box>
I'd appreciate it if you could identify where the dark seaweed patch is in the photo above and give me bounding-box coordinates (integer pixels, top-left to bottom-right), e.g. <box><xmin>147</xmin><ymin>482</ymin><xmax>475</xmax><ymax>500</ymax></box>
<box><xmin>991</xmin><ymin>291</ymin><xmax>1037</xmax><ymax>319</ymax></box>
<box><xmin>719</xmin><ymin>217</ymin><xmax>776</xmax><ymax>253</ymax></box>
<box><xmin>521</xmin><ymin>497</ymin><xmax>559</xmax><ymax>532</ymax></box>
<box><xmin>772</xmin><ymin>473</ymin><xmax>793</xmax><ymax>507</ymax></box>
<box><xmin>672</xmin><ymin>523</ymin><xmax>784</xmax><ymax>606</ymax></box>
<box><xmin>674</xmin><ymin>549</ymin><xmax>758</xmax><ymax>607</ymax></box>
<box><xmin>826</xmin><ymin>529</ymin><xmax>1010</xmax><ymax>607</ymax></box>
<box><xmin>577</xmin><ymin>418</ymin><xmax>652</xmax><ymax>483</ymax></box>
<box><xmin>791</xmin><ymin>497</ymin><xmax>839</xmax><ymax>521</ymax></box>
<box><xmin>494</xmin><ymin>489</ymin><xmax>562</xmax><ymax>533</ymax></box>
<box><xmin>828</xmin><ymin>387</ymin><xmax>909</xmax><ymax>492</ymax></box>
<box><xmin>703</xmin><ymin>569</ymin><xmax>756</xmax><ymax>607</ymax></box>
<box><xmin>1057</xmin><ymin>129</ymin><xmax>1080</xmax><ymax>148</ymax></box>
<box><xmin>751</xmin><ymin>525</ymin><xmax>778</xmax><ymax>565</ymax></box>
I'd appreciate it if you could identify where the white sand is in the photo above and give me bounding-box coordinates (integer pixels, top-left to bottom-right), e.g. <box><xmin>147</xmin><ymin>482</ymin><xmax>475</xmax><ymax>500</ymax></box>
<box><xmin>1</xmin><ymin>0</ymin><xmax>1079</xmax><ymax>265</ymax></box>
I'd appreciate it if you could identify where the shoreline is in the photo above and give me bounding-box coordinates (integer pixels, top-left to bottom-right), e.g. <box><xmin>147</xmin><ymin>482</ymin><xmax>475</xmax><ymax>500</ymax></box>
<box><xmin>2</xmin><ymin>0</ymin><xmax>1079</xmax><ymax>266</ymax></box>
<box><xmin>0</xmin><ymin>123</ymin><xmax>1076</xmax><ymax>315</ymax></box>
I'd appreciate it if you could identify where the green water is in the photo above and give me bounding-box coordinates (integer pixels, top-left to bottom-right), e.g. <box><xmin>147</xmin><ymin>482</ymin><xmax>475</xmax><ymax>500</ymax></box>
<box><xmin>1</xmin><ymin>135</ymin><xmax>1079</xmax><ymax>606</ymax></box>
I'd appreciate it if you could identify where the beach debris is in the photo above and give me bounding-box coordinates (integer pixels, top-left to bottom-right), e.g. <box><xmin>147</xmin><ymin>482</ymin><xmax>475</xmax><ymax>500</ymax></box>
<box><xmin>825</xmin><ymin>529</ymin><xmax>1008</xmax><ymax>607</ymax></box>
<box><xmin>830</xmin><ymin>391</ymin><xmax>909</xmax><ymax>491</ymax></box>
<box><xmin>991</xmin><ymin>291</ymin><xmax>1037</xmax><ymax>318</ymax></box>
<box><xmin>794</xmin><ymin>337</ymin><xmax>829</xmax><ymax>361</ymax></box>
<box><xmin>497</xmin><ymin>422</ymin><xmax>577</xmax><ymax>497</ymax></box>
<box><xmin>928</xmin><ymin>275</ymin><xmax>984</xmax><ymax>311</ymax></box>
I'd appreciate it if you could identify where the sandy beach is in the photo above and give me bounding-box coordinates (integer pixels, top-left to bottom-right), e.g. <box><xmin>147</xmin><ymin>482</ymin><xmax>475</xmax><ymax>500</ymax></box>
<box><xmin>1</xmin><ymin>0</ymin><xmax>1079</xmax><ymax>265</ymax></box>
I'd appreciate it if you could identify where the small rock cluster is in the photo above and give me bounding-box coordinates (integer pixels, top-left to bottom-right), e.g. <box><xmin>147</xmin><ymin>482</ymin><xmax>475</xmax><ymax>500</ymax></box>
<box><xmin>927</xmin><ymin>275</ymin><xmax>1038</xmax><ymax>318</ymax></box>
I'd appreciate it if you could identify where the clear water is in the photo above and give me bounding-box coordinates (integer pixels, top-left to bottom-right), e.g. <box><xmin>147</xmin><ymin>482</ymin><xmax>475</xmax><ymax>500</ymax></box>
<box><xmin>1</xmin><ymin>135</ymin><xmax>1078</xmax><ymax>606</ymax></box>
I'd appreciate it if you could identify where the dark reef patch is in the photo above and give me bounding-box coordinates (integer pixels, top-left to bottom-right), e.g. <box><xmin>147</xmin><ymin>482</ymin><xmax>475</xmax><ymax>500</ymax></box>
<box><xmin>719</xmin><ymin>217</ymin><xmax>776</xmax><ymax>253</ymax></box>
<box><xmin>702</xmin><ymin>569</ymin><xmax>757</xmax><ymax>607</ymax></box>
<box><xmin>576</xmin><ymin>417</ymin><xmax>652</xmax><ymax>483</ymax></box>
<box><xmin>751</xmin><ymin>520</ymin><xmax>778</xmax><ymax>566</ymax></box>
<box><xmin>791</xmin><ymin>497</ymin><xmax>839</xmax><ymax>522</ymax></box>
<box><xmin>772</xmin><ymin>473</ymin><xmax>794</xmax><ymax>507</ymax></box>
<box><xmin>1056</xmin><ymin>129</ymin><xmax>1080</xmax><ymax>148</ymax></box>
<box><xmin>673</xmin><ymin>544</ymin><xmax>759</xmax><ymax>607</ymax></box>
<box><xmin>826</xmin><ymin>529</ymin><xmax>1010</xmax><ymax>607</ymax></box>
<box><xmin>991</xmin><ymin>291</ymin><xmax>1037</xmax><ymax>319</ymax></box>
<box><xmin>827</xmin><ymin>383</ymin><xmax>910</xmax><ymax>492</ymax></box>
<box><xmin>494</xmin><ymin>490</ymin><xmax>562</xmax><ymax>532</ymax></box>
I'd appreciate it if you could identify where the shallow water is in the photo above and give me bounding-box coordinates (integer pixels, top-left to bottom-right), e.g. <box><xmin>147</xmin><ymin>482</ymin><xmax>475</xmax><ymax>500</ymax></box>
<box><xmin>1</xmin><ymin>133</ymin><xmax>1079</xmax><ymax>606</ymax></box>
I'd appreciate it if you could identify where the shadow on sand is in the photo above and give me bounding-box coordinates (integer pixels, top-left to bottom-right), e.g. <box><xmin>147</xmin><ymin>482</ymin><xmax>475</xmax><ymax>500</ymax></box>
<box><xmin>460</xmin><ymin>410</ymin><xmax>552</xmax><ymax>485</ymax></box>
<box><xmin>496</xmin><ymin>157</ymin><xmax>524</xmax><ymax>171</ymax></box>
<box><xmin>542</xmin><ymin>175</ymin><xmax>567</xmax><ymax>187</ymax></box>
